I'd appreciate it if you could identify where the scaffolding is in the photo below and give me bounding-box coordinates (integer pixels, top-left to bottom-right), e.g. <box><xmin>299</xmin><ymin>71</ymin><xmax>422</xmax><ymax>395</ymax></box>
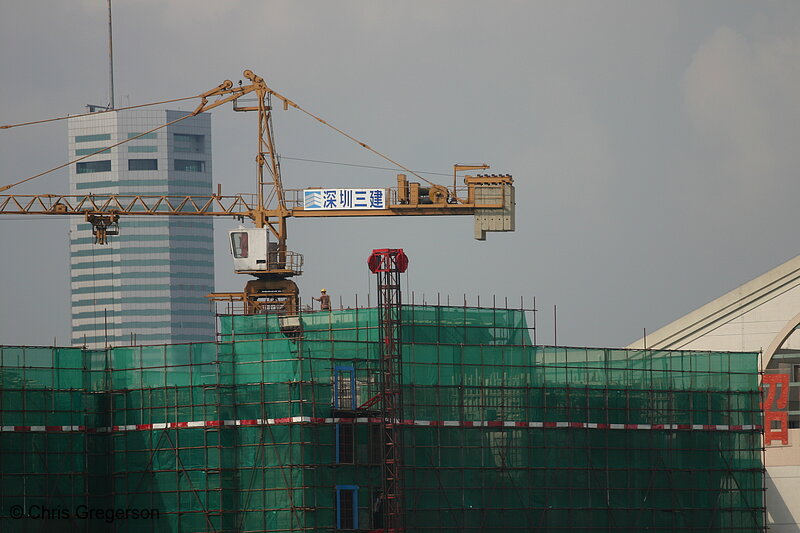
<box><xmin>0</xmin><ymin>304</ymin><xmax>765</xmax><ymax>532</ymax></box>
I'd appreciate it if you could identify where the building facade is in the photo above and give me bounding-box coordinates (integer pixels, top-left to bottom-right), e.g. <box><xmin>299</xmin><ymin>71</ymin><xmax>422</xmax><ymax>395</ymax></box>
<box><xmin>68</xmin><ymin>109</ymin><xmax>215</xmax><ymax>348</ymax></box>
<box><xmin>628</xmin><ymin>255</ymin><xmax>800</xmax><ymax>533</ymax></box>
<box><xmin>0</xmin><ymin>307</ymin><xmax>765</xmax><ymax>532</ymax></box>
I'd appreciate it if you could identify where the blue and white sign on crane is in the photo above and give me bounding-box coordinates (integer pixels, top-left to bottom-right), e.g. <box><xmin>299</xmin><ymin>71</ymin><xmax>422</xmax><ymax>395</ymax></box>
<box><xmin>303</xmin><ymin>189</ymin><xmax>387</xmax><ymax>210</ymax></box>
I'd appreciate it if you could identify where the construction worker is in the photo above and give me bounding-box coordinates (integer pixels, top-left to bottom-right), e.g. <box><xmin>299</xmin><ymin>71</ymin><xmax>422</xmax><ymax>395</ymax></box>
<box><xmin>313</xmin><ymin>289</ymin><xmax>331</xmax><ymax>311</ymax></box>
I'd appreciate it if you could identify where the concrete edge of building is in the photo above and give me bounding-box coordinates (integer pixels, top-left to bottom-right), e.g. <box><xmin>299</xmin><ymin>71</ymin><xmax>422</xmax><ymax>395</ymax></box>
<box><xmin>627</xmin><ymin>254</ymin><xmax>800</xmax><ymax>351</ymax></box>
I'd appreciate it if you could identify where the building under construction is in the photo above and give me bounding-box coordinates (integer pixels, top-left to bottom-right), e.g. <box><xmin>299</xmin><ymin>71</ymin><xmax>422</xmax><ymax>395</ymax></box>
<box><xmin>0</xmin><ymin>301</ymin><xmax>765</xmax><ymax>532</ymax></box>
<box><xmin>0</xmin><ymin>69</ymin><xmax>766</xmax><ymax>531</ymax></box>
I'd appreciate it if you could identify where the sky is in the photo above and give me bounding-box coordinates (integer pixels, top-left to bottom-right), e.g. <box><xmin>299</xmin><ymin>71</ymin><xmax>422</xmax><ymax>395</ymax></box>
<box><xmin>2</xmin><ymin>1</ymin><xmax>800</xmax><ymax>348</ymax></box>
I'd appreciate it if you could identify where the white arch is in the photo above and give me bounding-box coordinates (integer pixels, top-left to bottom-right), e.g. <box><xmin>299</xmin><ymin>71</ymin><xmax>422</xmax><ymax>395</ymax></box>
<box><xmin>763</xmin><ymin>309</ymin><xmax>800</xmax><ymax>370</ymax></box>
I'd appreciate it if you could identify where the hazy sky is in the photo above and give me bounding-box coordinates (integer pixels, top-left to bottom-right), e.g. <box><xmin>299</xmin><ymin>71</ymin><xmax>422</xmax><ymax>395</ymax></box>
<box><xmin>2</xmin><ymin>1</ymin><xmax>800</xmax><ymax>348</ymax></box>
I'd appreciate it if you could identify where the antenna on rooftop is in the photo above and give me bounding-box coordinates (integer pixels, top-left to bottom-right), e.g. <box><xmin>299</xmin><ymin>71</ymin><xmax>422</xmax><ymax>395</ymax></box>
<box><xmin>107</xmin><ymin>0</ymin><xmax>115</xmax><ymax>110</ymax></box>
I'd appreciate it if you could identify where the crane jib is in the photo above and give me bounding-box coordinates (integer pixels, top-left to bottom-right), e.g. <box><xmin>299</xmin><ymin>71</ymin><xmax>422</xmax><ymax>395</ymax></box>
<box><xmin>2</xmin><ymin>69</ymin><xmax>515</xmax><ymax>318</ymax></box>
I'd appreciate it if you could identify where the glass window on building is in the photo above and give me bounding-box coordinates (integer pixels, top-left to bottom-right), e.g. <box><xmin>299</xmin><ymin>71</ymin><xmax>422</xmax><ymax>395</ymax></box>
<box><xmin>128</xmin><ymin>159</ymin><xmax>158</xmax><ymax>171</ymax></box>
<box><xmin>76</xmin><ymin>160</ymin><xmax>111</xmax><ymax>173</ymax></box>
<box><xmin>334</xmin><ymin>366</ymin><xmax>356</xmax><ymax>410</ymax></box>
<box><xmin>75</xmin><ymin>133</ymin><xmax>111</xmax><ymax>143</ymax></box>
<box><xmin>336</xmin><ymin>423</ymin><xmax>354</xmax><ymax>464</ymax></box>
<box><xmin>335</xmin><ymin>486</ymin><xmax>358</xmax><ymax>530</ymax></box>
<box><xmin>174</xmin><ymin>159</ymin><xmax>205</xmax><ymax>172</ymax></box>
<box><xmin>127</xmin><ymin>132</ymin><xmax>158</xmax><ymax>140</ymax></box>
<box><xmin>230</xmin><ymin>232</ymin><xmax>249</xmax><ymax>258</ymax></box>
<box><xmin>174</xmin><ymin>133</ymin><xmax>204</xmax><ymax>153</ymax></box>
<box><xmin>76</xmin><ymin>148</ymin><xmax>111</xmax><ymax>156</ymax></box>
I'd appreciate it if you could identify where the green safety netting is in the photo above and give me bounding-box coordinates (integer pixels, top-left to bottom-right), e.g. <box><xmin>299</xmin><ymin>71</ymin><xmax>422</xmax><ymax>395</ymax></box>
<box><xmin>0</xmin><ymin>306</ymin><xmax>764</xmax><ymax>532</ymax></box>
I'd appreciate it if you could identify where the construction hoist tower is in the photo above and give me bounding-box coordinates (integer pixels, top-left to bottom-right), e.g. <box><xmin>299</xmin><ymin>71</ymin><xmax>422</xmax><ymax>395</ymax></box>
<box><xmin>368</xmin><ymin>248</ymin><xmax>409</xmax><ymax>532</ymax></box>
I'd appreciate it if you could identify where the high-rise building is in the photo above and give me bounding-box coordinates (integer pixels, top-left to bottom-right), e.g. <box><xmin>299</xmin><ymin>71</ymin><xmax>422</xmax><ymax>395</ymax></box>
<box><xmin>68</xmin><ymin>109</ymin><xmax>215</xmax><ymax>348</ymax></box>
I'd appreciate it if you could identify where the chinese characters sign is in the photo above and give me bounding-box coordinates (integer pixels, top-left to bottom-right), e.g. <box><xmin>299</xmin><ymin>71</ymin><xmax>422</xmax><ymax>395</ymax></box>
<box><xmin>303</xmin><ymin>189</ymin><xmax>386</xmax><ymax>210</ymax></box>
<box><xmin>762</xmin><ymin>373</ymin><xmax>789</xmax><ymax>445</ymax></box>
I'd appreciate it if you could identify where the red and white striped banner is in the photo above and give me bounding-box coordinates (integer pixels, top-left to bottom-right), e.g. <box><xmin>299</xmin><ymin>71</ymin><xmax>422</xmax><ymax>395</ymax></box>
<box><xmin>0</xmin><ymin>417</ymin><xmax>762</xmax><ymax>434</ymax></box>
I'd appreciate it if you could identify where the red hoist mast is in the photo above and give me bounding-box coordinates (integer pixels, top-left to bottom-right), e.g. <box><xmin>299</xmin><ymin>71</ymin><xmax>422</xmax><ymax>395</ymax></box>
<box><xmin>368</xmin><ymin>249</ymin><xmax>409</xmax><ymax>533</ymax></box>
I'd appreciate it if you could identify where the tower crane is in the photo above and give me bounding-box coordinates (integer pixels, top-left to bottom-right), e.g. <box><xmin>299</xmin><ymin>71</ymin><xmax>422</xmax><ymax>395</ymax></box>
<box><xmin>0</xmin><ymin>69</ymin><xmax>515</xmax><ymax>318</ymax></box>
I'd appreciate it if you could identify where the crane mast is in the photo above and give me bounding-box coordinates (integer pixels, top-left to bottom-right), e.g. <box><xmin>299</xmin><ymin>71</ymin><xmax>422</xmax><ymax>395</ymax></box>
<box><xmin>197</xmin><ymin>70</ymin><xmax>301</xmax><ymax>315</ymax></box>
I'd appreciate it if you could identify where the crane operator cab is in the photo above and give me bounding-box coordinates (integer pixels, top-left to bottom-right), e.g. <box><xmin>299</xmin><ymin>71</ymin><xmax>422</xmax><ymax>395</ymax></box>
<box><xmin>227</xmin><ymin>227</ymin><xmax>304</xmax><ymax>335</ymax></box>
<box><xmin>229</xmin><ymin>227</ymin><xmax>279</xmax><ymax>273</ymax></box>
<box><xmin>229</xmin><ymin>227</ymin><xmax>303</xmax><ymax>276</ymax></box>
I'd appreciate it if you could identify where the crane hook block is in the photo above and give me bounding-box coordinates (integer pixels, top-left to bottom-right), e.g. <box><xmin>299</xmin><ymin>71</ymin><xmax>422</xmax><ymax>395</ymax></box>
<box><xmin>86</xmin><ymin>213</ymin><xmax>120</xmax><ymax>245</ymax></box>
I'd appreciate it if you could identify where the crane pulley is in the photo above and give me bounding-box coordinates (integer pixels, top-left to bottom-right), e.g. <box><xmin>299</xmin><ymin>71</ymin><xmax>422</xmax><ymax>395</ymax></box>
<box><xmin>0</xmin><ymin>69</ymin><xmax>515</xmax><ymax>315</ymax></box>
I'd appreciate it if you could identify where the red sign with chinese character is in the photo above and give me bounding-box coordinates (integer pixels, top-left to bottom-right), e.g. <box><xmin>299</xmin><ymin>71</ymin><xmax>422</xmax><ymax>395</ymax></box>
<box><xmin>762</xmin><ymin>373</ymin><xmax>789</xmax><ymax>445</ymax></box>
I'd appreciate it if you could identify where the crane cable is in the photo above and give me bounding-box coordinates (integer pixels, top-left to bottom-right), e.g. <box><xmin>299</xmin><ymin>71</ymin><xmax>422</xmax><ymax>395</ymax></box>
<box><xmin>268</xmin><ymin>87</ymin><xmax>439</xmax><ymax>188</ymax></box>
<box><xmin>1</xmin><ymin>80</ymin><xmax>441</xmax><ymax>191</ymax></box>
<box><xmin>0</xmin><ymin>96</ymin><xmax>198</xmax><ymax>130</ymax></box>
<box><xmin>0</xmin><ymin>110</ymin><xmax>202</xmax><ymax>193</ymax></box>
<box><xmin>280</xmin><ymin>155</ymin><xmax>451</xmax><ymax>177</ymax></box>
